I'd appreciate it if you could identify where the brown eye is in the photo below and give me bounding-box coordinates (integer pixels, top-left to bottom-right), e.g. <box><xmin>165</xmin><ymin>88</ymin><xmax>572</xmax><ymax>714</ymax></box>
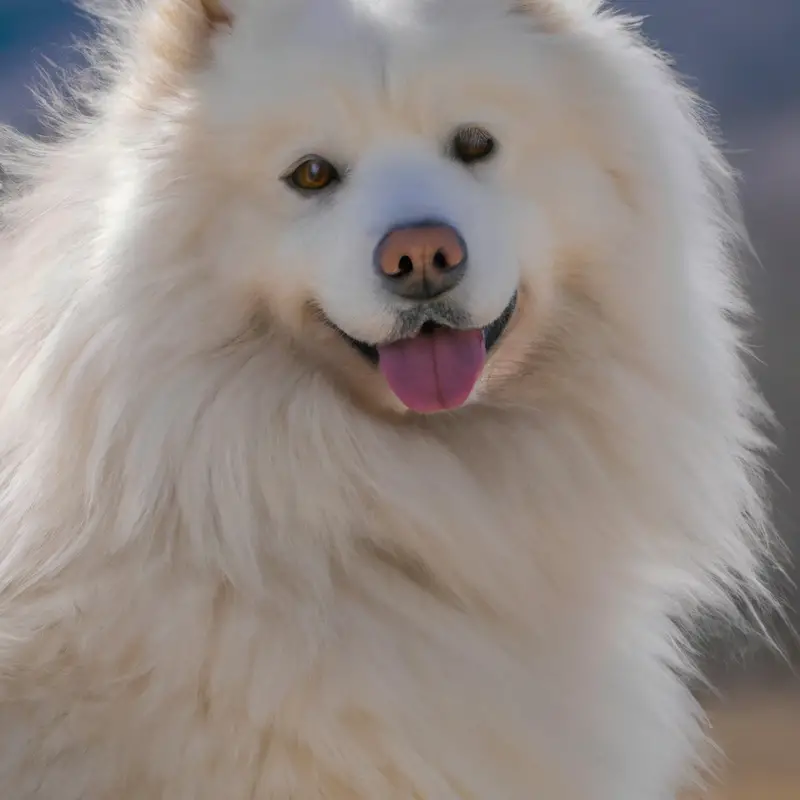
<box><xmin>451</xmin><ymin>126</ymin><xmax>496</xmax><ymax>165</ymax></box>
<box><xmin>284</xmin><ymin>156</ymin><xmax>340</xmax><ymax>192</ymax></box>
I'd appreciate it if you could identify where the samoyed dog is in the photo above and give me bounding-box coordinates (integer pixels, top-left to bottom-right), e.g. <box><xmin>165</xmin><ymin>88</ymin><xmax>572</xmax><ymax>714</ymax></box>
<box><xmin>0</xmin><ymin>0</ymin><xmax>774</xmax><ymax>798</ymax></box>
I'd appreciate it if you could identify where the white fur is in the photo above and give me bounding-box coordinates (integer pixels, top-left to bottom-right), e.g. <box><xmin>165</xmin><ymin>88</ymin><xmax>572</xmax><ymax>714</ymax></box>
<box><xmin>0</xmin><ymin>0</ymin><xmax>775</xmax><ymax>798</ymax></box>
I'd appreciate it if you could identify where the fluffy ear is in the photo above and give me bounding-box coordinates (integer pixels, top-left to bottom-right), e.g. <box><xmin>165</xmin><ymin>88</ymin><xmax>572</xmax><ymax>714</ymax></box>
<box><xmin>532</xmin><ymin>0</ymin><xmax>603</xmax><ymax>11</ymax></box>
<box><xmin>129</xmin><ymin>0</ymin><xmax>237</xmax><ymax>97</ymax></box>
<box><xmin>512</xmin><ymin>0</ymin><xmax>602</xmax><ymax>31</ymax></box>
<box><xmin>200</xmin><ymin>0</ymin><xmax>234</xmax><ymax>28</ymax></box>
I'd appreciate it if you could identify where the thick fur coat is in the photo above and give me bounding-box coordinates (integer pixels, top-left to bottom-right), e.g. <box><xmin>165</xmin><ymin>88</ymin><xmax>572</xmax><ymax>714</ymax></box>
<box><xmin>0</xmin><ymin>1</ymin><xmax>774</xmax><ymax>798</ymax></box>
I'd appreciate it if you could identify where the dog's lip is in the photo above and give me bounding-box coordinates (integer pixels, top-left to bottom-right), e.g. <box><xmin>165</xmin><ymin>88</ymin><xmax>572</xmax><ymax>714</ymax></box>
<box><xmin>324</xmin><ymin>292</ymin><xmax>518</xmax><ymax>365</ymax></box>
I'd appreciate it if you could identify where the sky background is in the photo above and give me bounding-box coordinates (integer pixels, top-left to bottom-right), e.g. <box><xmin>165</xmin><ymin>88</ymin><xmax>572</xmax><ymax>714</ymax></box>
<box><xmin>1</xmin><ymin>0</ymin><xmax>799</xmax><ymax>684</ymax></box>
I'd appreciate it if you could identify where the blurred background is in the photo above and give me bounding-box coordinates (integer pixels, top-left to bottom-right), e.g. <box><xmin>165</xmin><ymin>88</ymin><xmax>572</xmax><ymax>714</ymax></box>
<box><xmin>1</xmin><ymin>1</ymin><xmax>798</xmax><ymax>797</ymax></box>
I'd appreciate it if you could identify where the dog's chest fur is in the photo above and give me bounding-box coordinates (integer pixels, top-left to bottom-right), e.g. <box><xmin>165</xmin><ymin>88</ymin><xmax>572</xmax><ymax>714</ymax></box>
<box><xmin>0</xmin><ymin>546</ymin><xmax>693</xmax><ymax>800</ymax></box>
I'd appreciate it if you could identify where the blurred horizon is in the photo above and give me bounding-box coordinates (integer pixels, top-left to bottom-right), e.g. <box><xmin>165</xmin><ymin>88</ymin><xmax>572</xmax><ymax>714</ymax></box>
<box><xmin>1</xmin><ymin>0</ymin><xmax>798</xmax><ymax>685</ymax></box>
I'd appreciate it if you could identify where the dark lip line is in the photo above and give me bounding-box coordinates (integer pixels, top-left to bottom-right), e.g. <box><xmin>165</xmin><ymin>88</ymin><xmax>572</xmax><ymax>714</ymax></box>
<box><xmin>325</xmin><ymin>291</ymin><xmax>518</xmax><ymax>366</ymax></box>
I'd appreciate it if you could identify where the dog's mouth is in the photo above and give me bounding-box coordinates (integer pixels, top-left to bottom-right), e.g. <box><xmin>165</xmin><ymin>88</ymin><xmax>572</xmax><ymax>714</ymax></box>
<box><xmin>326</xmin><ymin>292</ymin><xmax>517</xmax><ymax>413</ymax></box>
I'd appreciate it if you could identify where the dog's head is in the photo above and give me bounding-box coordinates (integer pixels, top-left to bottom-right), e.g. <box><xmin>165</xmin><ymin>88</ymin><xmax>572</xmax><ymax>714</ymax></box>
<box><xmin>111</xmin><ymin>0</ymin><xmax>714</xmax><ymax>418</ymax></box>
<box><xmin>3</xmin><ymin>0</ymin><xmax>768</xmax><ymax>654</ymax></box>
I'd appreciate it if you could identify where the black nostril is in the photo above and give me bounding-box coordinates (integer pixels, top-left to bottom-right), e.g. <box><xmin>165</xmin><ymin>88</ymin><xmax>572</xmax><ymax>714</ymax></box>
<box><xmin>396</xmin><ymin>255</ymin><xmax>414</xmax><ymax>277</ymax></box>
<box><xmin>432</xmin><ymin>249</ymin><xmax>449</xmax><ymax>270</ymax></box>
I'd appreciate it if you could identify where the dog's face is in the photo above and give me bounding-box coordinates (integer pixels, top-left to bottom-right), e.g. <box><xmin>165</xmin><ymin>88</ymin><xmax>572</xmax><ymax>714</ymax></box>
<box><xmin>144</xmin><ymin>0</ymin><xmax>653</xmax><ymax>416</ymax></box>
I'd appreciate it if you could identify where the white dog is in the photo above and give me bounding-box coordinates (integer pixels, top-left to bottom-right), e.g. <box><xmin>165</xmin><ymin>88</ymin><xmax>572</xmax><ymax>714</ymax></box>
<box><xmin>0</xmin><ymin>1</ymin><xmax>775</xmax><ymax>798</ymax></box>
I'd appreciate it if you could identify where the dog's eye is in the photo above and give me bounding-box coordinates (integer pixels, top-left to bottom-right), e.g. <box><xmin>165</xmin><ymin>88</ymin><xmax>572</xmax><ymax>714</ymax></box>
<box><xmin>450</xmin><ymin>126</ymin><xmax>496</xmax><ymax>165</ymax></box>
<box><xmin>283</xmin><ymin>156</ymin><xmax>340</xmax><ymax>193</ymax></box>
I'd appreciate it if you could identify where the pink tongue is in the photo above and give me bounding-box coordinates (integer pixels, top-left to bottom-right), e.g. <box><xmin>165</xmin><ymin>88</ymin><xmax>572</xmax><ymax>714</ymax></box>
<box><xmin>377</xmin><ymin>328</ymin><xmax>486</xmax><ymax>413</ymax></box>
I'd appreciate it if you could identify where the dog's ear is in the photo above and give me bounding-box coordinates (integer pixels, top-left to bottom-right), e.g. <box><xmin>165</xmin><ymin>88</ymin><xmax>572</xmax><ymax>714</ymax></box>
<box><xmin>131</xmin><ymin>0</ymin><xmax>237</xmax><ymax>97</ymax></box>
<box><xmin>200</xmin><ymin>0</ymin><xmax>235</xmax><ymax>28</ymax></box>
<box><xmin>200</xmin><ymin>0</ymin><xmax>233</xmax><ymax>28</ymax></box>
<box><xmin>512</xmin><ymin>0</ymin><xmax>601</xmax><ymax>31</ymax></box>
<box><xmin>519</xmin><ymin>0</ymin><xmax>603</xmax><ymax>11</ymax></box>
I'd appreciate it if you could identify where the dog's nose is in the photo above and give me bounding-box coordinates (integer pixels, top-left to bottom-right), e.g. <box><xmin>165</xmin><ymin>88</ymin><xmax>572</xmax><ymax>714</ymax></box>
<box><xmin>374</xmin><ymin>223</ymin><xmax>467</xmax><ymax>300</ymax></box>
